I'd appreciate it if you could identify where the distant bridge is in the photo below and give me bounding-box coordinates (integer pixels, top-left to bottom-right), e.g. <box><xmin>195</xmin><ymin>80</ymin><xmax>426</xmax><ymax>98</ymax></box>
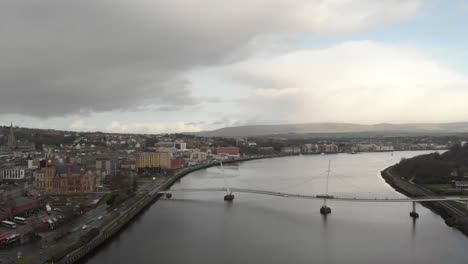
<box><xmin>159</xmin><ymin>187</ymin><xmax>468</xmax><ymax>218</ymax></box>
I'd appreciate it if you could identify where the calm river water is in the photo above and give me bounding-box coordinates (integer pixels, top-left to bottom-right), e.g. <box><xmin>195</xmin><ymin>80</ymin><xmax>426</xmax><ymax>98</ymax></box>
<box><xmin>84</xmin><ymin>151</ymin><xmax>468</xmax><ymax>264</ymax></box>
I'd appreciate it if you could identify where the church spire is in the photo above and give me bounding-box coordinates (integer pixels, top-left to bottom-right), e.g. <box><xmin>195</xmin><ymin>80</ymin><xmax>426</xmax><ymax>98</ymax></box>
<box><xmin>7</xmin><ymin>122</ymin><xmax>16</xmax><ymax>149</ymax></box>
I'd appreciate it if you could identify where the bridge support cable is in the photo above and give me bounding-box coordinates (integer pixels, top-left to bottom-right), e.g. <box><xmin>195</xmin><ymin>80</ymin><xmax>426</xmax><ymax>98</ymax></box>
<box><xmin>159</xmin><ymin>187</ymin><xmax>468</xmax><ymax>219</ymax></box>
<box><xmin>218</xmin><ymin>160</ymin><xmax>234</xmax><ymax>201</ymax></box>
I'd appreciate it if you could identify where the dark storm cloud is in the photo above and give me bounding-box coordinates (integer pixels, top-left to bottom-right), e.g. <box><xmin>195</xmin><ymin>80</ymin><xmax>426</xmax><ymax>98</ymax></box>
<box><xmin>0</xmin><ymin>0</ymin><xmax>274</xmax><ymax>117</ymax></box>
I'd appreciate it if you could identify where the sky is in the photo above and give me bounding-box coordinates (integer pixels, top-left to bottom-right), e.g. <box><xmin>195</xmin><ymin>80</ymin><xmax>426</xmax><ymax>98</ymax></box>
<box><xmin>1</xmin><ymin>0</ymin><xmax>468</xmax><ymax>134</ymax></box>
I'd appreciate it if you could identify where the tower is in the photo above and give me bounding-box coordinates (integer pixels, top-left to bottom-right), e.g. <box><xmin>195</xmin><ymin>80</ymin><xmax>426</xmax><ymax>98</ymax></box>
<box><xmin>7</xmin><ymin>122</ymin><xmax>16</xmax><ymax>149</ymax></box>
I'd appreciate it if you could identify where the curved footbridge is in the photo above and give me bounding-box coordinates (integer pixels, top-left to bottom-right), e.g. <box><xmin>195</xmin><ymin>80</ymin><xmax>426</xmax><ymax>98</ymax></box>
<box><xmin>159</xmin><ymin>187</ymin><xmax>468</xmax><ymax>218</ymax></box>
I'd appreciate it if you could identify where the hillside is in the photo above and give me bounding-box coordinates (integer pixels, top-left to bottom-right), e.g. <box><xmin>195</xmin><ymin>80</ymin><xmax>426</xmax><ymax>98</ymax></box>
<box><xmin>189</xmin><ymin>122</ymin><xmax>468</xmax><ymax>138</ymax></box>
<box><xmin>392</xmin><ymin>144</ymin><xmax>468</xmax><ymax>185</ymax></box>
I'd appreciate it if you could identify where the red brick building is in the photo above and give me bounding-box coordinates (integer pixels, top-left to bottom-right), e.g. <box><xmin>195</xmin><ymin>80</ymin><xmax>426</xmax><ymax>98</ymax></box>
<box><xmin>35</xmin><ymin>159</ymin><xmax>97</xmax><ymax>195</ymax></box>
<box><xmin>170</xmin><ymin>158</ymin><xmax>187</xmax><ymax>169</ymax></box>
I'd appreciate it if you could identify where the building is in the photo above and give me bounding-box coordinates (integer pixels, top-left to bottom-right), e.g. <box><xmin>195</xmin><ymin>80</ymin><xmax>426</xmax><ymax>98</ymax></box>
<box><xmin>319</xmin><ymin>144</ymin><xmax>339</xmax><ymax>153</ymax></box>
<box><xmin>190</xmin><ymin>149</ymin><xmax>207</xmax><ymax>162</ymax></box>
<box><xmin>302</xmin><ymin>144</ymin><xmax>319</xmax><ymax>153</ymax></box>
<box><xmin>34</xmin><ymin>159</ymin><xmax>97</xmax><ymax>195</ymax></box>
<box><xmin>375</xmin><ymin>145</ymin><xmax>395</xmax><ymax>151</ymax></box>
<box><xmin>154</xmin><ymin>142</ymin><xmax>176</xmax><ymax>152</ymax></box>
<box><xmin>2</xmin><ymin>123</ymin><xmax>35</xmax><ymax>152</ymax></box>
<box><xmin>95</xmin><ymin>158</ymin><xmax>117</xmax><ymax>176</ymax></box>
<box><xmin>215</xmin><ymin>147</ymin><xmax>240</xmax><ymax>156</ymax></box>
<box><xmin>1</xmin><ymin>167</ymin><xmax>32</xmax><ymax>180</ymax></box>
<box><xmin>280</xmin><ymin>147</ymin><xmax>301</xmax><ymax>154</ymax></box>
<box><xmin>454</xmin><ymin>181</ymin><xmax>468</xmax><ymax>189</ymax></box>
<box><xmin>136</xmin><ymin>152</ymin><xmax>172</xmax><ymax>172</ymax></box>
<box><xmin>27</xmin><ymin>159</ymin><xmax>38</xmax><ymax>169</ymax></box>
<box><xmin>175</xmin><ymin>143</ymin><xmax>187</xmax><ymax>150</ymax></box>
<box><xmin>33</xmin><ymin>169</ymin><xmax>46</xmax><ymax>190</ymax></box>
<box><xmin>190</xmin><ymin>151</ymin><xmax>207</xmax><ymax>162</ymax></box>
<box><xmin>357</xmin><ymin>144</ymin><xmax>394</xmax><ymax>152</ymax></box>
<box><xmin>120</xmin><ymin>160</ymin><xmax>136</xmax><ymax>170</ymax></box>
<box><xmin>258</xmin><ymin>147</ymin><xmax>275</xmax><ymax>154</ymax></box>
<box><xmin>170</xmin><ymin>158</ymin><xmax>187</xmax><ymax>169</ymax></box>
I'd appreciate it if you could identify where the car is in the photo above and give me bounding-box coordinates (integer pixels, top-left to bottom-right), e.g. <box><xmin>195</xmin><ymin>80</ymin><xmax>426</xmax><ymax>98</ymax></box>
<box><xmin>81</xmin><ymin>225</ymin><xmax>88</xmax><ymax>230</ymax></box>
<box><xmin>97</xmin><ymin>216</ymin><xmax>103</xmax><ymax>220</ymax></box>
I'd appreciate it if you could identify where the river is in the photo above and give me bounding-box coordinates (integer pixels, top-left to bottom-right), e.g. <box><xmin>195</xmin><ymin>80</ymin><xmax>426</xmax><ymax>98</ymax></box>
<box><xmin>84</xmin><ymin>151</ymin><xmax>468</xmax><ymax>264</ymax></box>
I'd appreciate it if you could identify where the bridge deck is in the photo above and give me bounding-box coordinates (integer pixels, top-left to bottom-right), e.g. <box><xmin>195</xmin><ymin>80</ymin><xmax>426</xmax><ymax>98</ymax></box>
<box><xmin>159</xmin><ymin>188</ymin><xmax>468</xmax><ymax>202</ymax></box>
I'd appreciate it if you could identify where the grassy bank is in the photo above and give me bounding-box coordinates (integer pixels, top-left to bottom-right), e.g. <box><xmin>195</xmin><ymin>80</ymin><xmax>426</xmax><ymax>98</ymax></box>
<box><xmin>382</xmin><ymin>168</ymin><xmax>468</xmax><ymax>236</ymax></box>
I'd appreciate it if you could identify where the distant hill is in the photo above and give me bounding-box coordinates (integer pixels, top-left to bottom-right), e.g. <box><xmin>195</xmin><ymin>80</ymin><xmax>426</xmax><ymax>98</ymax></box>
<box><xmin>188</xmin><ymin>122</ymin><xmax>468</xmax><ymax>138</ymax></box>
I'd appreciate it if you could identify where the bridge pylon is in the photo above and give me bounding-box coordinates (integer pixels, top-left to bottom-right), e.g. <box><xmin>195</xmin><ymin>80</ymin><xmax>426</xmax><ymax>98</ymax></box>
<box><xmin>320</xmin><ymin>160</ymin><xmax>332</xmax><ymax>215</ymax></box>
<box><xmin>218</xmin><ymin>160</ymin><xmax>235</xmax><ymax>202</ymax></box>
<box><xmin>320</xmin><ymin>200</ymin><xmax>331</xmax><ymax>215</ymax></box>
<box><xmin>409</xmin><ymin>201</ymin><xmax>419</xmax><ymax>218</ymax></box>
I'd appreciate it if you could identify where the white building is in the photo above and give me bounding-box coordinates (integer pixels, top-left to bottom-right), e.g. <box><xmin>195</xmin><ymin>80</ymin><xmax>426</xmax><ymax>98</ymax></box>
<box><xmin>2</xmin><ymin>167</ymin><xmax>32</xmax><ymax>180</ymax></box>
<box><xmin>175</xmin><ymin>142</ymin><xmax>187</xmax><ymax>150</ymax></box>
<box><xmin>190</xmin><ymin>151</ymin><xmax>207</xmax><ymax>161</ymax></box>
<box><xmin>28</xmin><ymin>159</ymin><xmax>38</xmax><ymax>169</ymax></box>
<box><xmin>280</xmin><ymin>147</ymin><xmax>301</xmax><ymax>154</ymax></box>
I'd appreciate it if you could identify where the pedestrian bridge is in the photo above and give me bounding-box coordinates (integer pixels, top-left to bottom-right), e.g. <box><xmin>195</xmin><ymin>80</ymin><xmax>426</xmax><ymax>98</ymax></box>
<box><xmin>159</xmin><ymin>187</ymin><xmax>468</xmax><ymax>202</ymax></box>
<box><xmin>158</xmin><ymin>187</ymin><xmax>468</xmax><ymax>218</ymax></box>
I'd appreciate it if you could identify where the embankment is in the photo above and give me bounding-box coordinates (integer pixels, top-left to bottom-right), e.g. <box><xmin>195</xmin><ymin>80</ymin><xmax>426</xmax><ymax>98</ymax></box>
<box><xmin>381</xmin><ymin>167</ymin><xmax>468</xmax><ymax>236</ymax></box>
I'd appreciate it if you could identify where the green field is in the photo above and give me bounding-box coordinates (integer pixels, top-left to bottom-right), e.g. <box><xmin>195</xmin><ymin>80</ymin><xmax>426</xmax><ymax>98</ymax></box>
<box><xmin>423</xmin><ymin>184</ymin><xmax>465</xmax><ymax>195</ymax></box>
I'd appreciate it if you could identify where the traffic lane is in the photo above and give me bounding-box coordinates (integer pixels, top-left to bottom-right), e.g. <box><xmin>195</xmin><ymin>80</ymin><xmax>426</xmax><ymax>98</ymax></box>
<box><xmin>70</xmin><ymin>205</ymin><xmax>109</xmax><ymax>232</ymax></box>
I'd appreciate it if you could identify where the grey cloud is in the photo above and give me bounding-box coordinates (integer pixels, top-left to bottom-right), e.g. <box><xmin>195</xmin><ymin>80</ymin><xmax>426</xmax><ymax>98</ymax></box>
<box><xmin>0</xmin><ymin>0</ymin><xmax>425</xmax><ymax>117</ymax></box>
<box><xmin>211</xmin><ymin>120</ymin><xmax>226</xmax><ymax>125</ymax></box>
<box><xmin>154</xmin><ymin>106</ymin><xmax>184</xmax><ymax>112</ymax></box>
<box><xmin>185</xmin><ymin>121</ymin><xmax>205</xmax><ymax>126</ymax></box>
<box><xmin>202</xmin><ymin>97</ymin><xmax>223</xmax><ymax>103</ymax></box>
<box><xmin>0</xmin><ymin>1</ymin><xmax>266</xmax><ymax>117</ymax></box>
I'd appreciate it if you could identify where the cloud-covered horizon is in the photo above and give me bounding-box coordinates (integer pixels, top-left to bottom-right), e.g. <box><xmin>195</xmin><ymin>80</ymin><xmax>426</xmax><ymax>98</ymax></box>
<box><xmin>3</xmin><ymin>0</ymin><xmax>468</xmax><ymax>134</ymax></box>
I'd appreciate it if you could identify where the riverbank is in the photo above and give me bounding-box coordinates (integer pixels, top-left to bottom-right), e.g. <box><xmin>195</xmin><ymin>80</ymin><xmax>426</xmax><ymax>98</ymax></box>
<box><xmin>53</xmin><ymin>154</ymin><xmax>285</xmax><ymax>264</ymax></box>
<box><xmin>381</xmin><ymin>167</ymin><xmax>468</xmax><ymax>236</ymax></box>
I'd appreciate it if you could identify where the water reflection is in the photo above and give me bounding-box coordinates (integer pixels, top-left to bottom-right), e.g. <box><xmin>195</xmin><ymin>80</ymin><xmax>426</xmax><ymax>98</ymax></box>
<box><xmin>85</xmin><ymin>151</ymin><xmax>468</xmax><ymax>264</ymax></box>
